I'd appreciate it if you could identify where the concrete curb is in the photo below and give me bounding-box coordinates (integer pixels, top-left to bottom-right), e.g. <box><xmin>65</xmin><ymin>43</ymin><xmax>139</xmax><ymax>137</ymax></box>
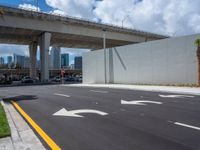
<box><xmin>0</xmin><ymin>100</ymin><xmax>46</xmax><ymax>150</ymax></box>
<box><xmin>61</xmin><ymin>84</ymin><xmax>200</xmax><ymax>95</ymax></box>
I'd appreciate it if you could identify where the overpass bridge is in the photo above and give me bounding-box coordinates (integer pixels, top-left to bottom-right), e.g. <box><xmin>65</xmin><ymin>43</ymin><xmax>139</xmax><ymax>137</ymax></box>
<box><xmin>0</xmin><ymin>5</ymin><xmax>168</xmax><ymax>81</ymax></box>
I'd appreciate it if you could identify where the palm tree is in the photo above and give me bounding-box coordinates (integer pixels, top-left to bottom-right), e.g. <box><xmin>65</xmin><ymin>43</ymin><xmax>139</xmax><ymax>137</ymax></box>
<box><xmin>195</xmin><ymin>38</ymin><xmax>200</xmax><ymax>86</ymax></box>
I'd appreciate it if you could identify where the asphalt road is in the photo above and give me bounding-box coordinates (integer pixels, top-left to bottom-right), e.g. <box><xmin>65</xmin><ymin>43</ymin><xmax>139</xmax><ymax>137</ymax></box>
<box><xmin>0</xmin><ymin>85</ymin><xmax>200</xmax><ymax>150</ymax></box>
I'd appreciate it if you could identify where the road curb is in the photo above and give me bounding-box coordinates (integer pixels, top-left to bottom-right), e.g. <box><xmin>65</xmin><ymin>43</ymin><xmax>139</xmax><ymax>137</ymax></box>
<box><xmin>1</xmin><ymin>99</ymin><xmax>46</xmax><ymax>150</ymax></box>
<box><xmin>61</xmin><ymin>84</ymin><xmax>200</xmax><ymax>95</ymax></box>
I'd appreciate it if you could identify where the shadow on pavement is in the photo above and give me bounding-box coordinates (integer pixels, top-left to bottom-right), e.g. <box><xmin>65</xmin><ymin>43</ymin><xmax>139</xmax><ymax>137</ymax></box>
<box><xmin>3</xmin><ymin>95</ymin><xmax>38</xmax><ymax>102</ymax></box>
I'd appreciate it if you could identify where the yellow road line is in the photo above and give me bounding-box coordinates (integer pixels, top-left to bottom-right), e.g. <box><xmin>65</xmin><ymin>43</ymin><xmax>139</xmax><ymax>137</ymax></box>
<box><xmin>11</xmin><ymin>100</ymin><xmax>61</xmax><ymax>150</ymax></box>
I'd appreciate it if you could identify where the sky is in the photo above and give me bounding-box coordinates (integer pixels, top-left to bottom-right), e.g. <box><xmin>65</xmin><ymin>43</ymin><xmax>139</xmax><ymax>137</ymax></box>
<box><xmin>0</xmin><ymin>0</ymin><xmax>200</xmax><ymax>64</ymax></box>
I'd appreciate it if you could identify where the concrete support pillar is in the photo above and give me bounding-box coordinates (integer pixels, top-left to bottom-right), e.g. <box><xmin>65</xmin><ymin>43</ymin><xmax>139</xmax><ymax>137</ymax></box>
<box><xmin>108</xmin><ymin>48</ymin><xmax>114</xmax><ymax>83</ymax></box>
<box><xmin>103</xmin><ymin>30</ymin><xmax>107</xmax><ymax>83</ymax></box>
<box><xmin>29</xmin><ymin>42</ymin><xmax>37</xmax><ymax>79</ymax></box>
<box><xmin>39</xmin><ymin>32</ymin><xmax>51</xmax><ymax>82</ymax></box>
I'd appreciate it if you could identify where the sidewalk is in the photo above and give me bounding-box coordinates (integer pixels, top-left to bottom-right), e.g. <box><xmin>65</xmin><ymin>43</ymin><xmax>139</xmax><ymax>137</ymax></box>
<box><xmin>61</xmin><ymin>84</ymin><xmax>200</xmax><ymax>95</ymax></box>
<box><xmin>0</xmin><ymin>100</ymin><xmax>45</xmax><ymax>150</ymax></box>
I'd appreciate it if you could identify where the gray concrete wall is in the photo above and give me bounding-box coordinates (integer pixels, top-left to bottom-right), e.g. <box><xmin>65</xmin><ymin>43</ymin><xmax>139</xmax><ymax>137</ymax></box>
<box><xmin>83</xmin><ymin>34</ymin><xmax>200</xmax><ymax>85</ymax></box>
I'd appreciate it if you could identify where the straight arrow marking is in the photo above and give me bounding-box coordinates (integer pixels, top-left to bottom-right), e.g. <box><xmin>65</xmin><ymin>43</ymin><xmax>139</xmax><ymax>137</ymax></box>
<box><xmin>159</xmin><ymin>94</ymin><xmax>194</xmax><ymax>98</ymax></box>
<box><xmin>53</xmin><ymin>108</ymin><xmax>108</xmax><ymax>118</ymax></box>
<box><xmin>121</xmin><ymin>100</ymin><xmax>162</xmax><ymax>105</ymax></box>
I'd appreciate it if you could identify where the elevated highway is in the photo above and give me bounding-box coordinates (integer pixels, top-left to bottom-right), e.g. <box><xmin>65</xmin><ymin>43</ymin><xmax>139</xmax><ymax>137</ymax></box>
<box><xmin>0</xmin><ymin>5</ymin><xmax>168</xmax><ymax>81</ymax></box>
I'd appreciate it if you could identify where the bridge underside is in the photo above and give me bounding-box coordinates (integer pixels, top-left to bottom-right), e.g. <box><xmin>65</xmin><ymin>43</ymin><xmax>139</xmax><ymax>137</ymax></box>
<box><xmin>0</xmin><ymin>27</ymin><xmax>134</xmax><ymax>49</ymax></box>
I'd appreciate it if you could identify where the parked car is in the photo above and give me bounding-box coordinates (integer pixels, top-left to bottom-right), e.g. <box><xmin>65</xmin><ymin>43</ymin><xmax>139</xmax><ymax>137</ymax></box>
<box><xmin>0</xmin><ymin>78</ymin><xmax>12</xmax><ymax>85</ymax></box>
<box><xmin>21</xmin><ymin>76</ymin><xmax>34</xmax><ymax>83</ymax></box>
<box><xmin>51</xmin><ymin>76</ymin><xmax>61</xmax><ymax>82</ymax></box>
<box><xmin>64</xmin><ymin>76</ymin><xmax>75</xmax><ymax>82</ymax></box>
<box><xmin>77</xmin><ymin>77</ymin><xmax>82</xmax><ymax>82</ymax></box>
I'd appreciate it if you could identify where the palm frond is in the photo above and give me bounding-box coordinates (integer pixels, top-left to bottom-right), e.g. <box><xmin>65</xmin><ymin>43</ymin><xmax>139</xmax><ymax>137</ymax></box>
<box><xmin>195</xmin><ymin>38</ymin><xmax>200</xmax><ymax>47</ymax></box>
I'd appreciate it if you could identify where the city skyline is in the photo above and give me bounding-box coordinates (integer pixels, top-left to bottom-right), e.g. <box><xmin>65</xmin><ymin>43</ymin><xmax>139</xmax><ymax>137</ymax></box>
<box><xmin>0</xmin><ymin>52</ymin><xmax>82</xmax><ymax>70</ymax></box>
<box><xmin>0</xmin><ymin>48</ymin><xmax>86</xmax><ymax>65</ymax></box>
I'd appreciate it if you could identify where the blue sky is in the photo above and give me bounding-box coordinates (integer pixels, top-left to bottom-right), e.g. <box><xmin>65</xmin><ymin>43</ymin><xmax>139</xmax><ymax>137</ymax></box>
<box><xmin>1</xmin><ymin>0</ymin><xmax>52</xmax><ymax>12</ymax></box>
<box><xmin>0</xmin><ymin>0</ymin><xmax>200</xmax><ymax>64</ymax></box>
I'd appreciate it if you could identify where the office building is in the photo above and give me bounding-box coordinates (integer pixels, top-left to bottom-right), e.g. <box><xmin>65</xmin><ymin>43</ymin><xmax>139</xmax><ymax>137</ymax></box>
<box><xmin>7</xmin><ymin>56</ymin><xmax>12</xmax><ymax>64</ymax></box>
<box><xmin>50</xmin><ymin>46</ymin><xmax>61</xmax><ymax>69</ymax></box>
<box><xmin>0</xmin><ymin>57</ymin><xmax>4</xmax><ymax>64</ymax></box>
<box><xmin>14</xmin><ymin>54</ymin><xmax>25</xmax><ymax>68</ymax></box>
<box><xmin>74</xmin><ymin>56</ymin><xmax>82</xmax><ymax>70</ymax></box>
<box><xmin>61</xmin><ymin>53</ymin><xmax>69</xmax><ymax>68</ymax></box>
<box><xmin>24</xmin><ymin>56</ymin><xmax>30</xmax><ymax>68</ymax></box>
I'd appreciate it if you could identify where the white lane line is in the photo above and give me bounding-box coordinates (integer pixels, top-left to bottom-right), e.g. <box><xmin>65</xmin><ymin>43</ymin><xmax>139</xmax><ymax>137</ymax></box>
<box><xmin>54</xmin><ymin>93</ymin><xmax>70</xmax><ymax>98</ymax></box>
<box><xmin>90</xmin><ymin>90</ymin><xmax>108</xmax><ymax>93</ymax></box>
<box><xmin>0</xmin><ymin>90</ymin><xmax>8</xmax><ymax>91</ymax></box>
<box><xmin>159</xmin><ymin>94</ymin><xmax>194</xmax><ymax>98</ymax></box>
<box><xmin>174</xmin><ymin>122</ymin><xmax>200</xmax><ymax>131</ymax></box>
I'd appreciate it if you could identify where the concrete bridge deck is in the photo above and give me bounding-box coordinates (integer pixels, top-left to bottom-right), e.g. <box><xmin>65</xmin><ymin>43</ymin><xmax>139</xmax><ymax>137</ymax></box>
<box><xmin>0</xmin><ymin>5</ymin><xmax>167</xmax><ymax>49</ymax></box>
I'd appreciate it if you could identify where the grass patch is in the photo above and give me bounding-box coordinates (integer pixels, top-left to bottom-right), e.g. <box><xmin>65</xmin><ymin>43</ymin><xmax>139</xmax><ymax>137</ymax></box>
<box><xmin>0</xmin><ymin>103</ymin><xmax>11</xmax><ymax>138</ymax></box>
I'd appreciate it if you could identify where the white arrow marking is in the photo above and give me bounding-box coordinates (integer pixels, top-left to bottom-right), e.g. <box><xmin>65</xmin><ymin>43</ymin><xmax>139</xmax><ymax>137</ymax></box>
<box><xmin>159</xmin><ymin>94</ymin><xmax>194</xmax><ymax>98</ymax></box>
<box><xmin>121</xmin><ymin>100</ymin><xmax>162</xmax><ymax>105</ymax></box>
<box><xmin>90</xmin><ymin>90</ymin><xmax>108</xmax><ymax>93</ymax></box>
<box><xmin>53</xmin><ymin>108</ymin><xmax>108</xmax><ymax>118</ymax></box>
<box><xmin>54</xmin><ymin>93</ymin><xmax>70</xmax><ymax>98</ymax></box>
<box><xmin>173</xmin><ymin>122</ymin><xmax>200</xmax><ymax>131</ymax></box>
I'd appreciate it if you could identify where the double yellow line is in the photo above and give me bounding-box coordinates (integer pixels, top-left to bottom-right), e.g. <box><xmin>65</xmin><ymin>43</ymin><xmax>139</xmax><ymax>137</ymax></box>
<box><xmin>11</xmin><ymin>101</ymin><xmax>61</xmax><ymax>150</ymax></box>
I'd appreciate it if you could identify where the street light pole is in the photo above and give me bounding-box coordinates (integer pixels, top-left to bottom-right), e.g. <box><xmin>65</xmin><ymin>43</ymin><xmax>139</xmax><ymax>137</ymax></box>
<box><xmin>36</xmin><ymin>0</ymin><xmax>39</xmax><ymax>11</ymax></box>
<box><xmin>103</xmin><ymin>29</ymin><xmax>107</xmax><ymax>84</ymax></box>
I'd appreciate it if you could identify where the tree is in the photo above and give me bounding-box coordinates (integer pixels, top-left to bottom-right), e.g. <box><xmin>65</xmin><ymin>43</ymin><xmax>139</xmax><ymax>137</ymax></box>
<box><xmin>195</xmin><ymin>38</ymin><xmax>200</xmax><ymax>86</ymax></box>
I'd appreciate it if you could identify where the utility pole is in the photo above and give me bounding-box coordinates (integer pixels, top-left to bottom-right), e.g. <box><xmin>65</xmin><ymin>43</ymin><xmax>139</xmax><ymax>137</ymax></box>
<box><xmin>103</xmin><ymin>29</ymin><xmax>107</xmax><ymax>83</ymax></box>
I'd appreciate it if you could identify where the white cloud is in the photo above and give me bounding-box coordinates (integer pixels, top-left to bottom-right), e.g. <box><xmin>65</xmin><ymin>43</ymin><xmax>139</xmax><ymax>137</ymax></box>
<box><xmin>18</xmin><ymin>3</ymin><xmax>40</xmax><ymax>11</ymax></box>
<box><xmin>94</xmin><ymin>0</ymin><xmax>200</xmax><ymax>36</ymax></box>
<box><xmin>46</xmin><ymin>0</ymin><xmax>95</xmax><ymax>19</ymax></box>
<box><xmin>45</xmin><ymin>0</ymin><xmax>200</xmax><ymax>36</ymax></box>
<box><xmin>188</xmin><ymin>14</ymin><xmax>200</xmax><ymax>33</ymax></box>
<box><xmin>49</xmin><ymin>9</ymin><xmax>66</xmax><ymax>16</ymax></box>
<box><xmin>0</xmin><ymin>44</ymin><xmax>29</xmax><ymax>56</ymax></box>
<box><xmin>61</xmin><ymin>48</ymin><xmax>89</xmax><ymax>56</ymax></box>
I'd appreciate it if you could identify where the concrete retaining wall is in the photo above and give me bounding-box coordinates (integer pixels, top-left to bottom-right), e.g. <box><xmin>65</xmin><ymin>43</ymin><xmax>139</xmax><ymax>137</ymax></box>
<box><xmin>83</xmin><ymin>34</ymin><xmax>200</xmax><ymax>85</ymax></box>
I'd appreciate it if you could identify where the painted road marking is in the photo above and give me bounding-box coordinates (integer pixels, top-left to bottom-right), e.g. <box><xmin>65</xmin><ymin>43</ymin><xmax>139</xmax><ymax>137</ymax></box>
<box><xmin>90</xmin><ymin>90</ymin><xmax>108</xmax><ymax>93</ymax></box>
<box><xmin>54</xmin><ymin>93</ymin><xmax>70</xmax><ymax>98</ymax></box>
<box><xmin>159</xmin><ymin>94</ymin><xmax>194</xmax><ymax>98</ymax></box>
<box><xmin>174</xmin><ymin>122</ymin><xmax>200</xmax><ymax>131</ymax></box>
<box><xmin>53</xmin><ymin>108</ymin><xmax>108</xmax><ymax>118</ymax></box>
<box><xmin>121</xmin><ymin>100</ymin><xmax>162</xmax><ymax>105</ymax></box>
<box><xmin>11</xmin><ymin>101</ymin><xmax>61</xmax><ymax>150</ymax></box>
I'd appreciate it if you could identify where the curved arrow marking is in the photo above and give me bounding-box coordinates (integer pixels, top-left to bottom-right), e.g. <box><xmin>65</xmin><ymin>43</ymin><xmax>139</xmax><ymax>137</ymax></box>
<box><xmin>121</xmin><ymin>100</ymin><xmax>162</xmax><ymax>105</ymax></box>
<box><xmin>159</xmin><ymin>94</ymin><xmax>194</xmax><ymax>98</ymax></box>
<box><xmin>53</xmin><ymin>108</ymin><xmax>108</xmax><ymax>118</ymax></box>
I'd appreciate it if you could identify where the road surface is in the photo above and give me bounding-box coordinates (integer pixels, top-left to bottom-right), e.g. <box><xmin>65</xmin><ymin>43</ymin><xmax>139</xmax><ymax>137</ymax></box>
<box><xmin>0</xmin><ymin>85</ymin><xmax>200</xmax><ymax>150</ymax></box>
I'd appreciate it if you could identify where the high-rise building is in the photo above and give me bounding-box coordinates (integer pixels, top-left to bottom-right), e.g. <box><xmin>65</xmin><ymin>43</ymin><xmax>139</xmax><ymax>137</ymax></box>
<box><xmin>70</xmin><ymin>64</ymin><xmax>74</xmax><ymax>70</ymax></box>
<box><xmin>14</xmin><ymin>54</ymin><xmax>25</xmax><ymax>68</ymax></box>
<box><xmin>7</xmin><ymin>56</ymin><xmax>12</xmax><ymax>64</ymax></box>
<box><xmin>61</xmin><ymin>53</ymin><xmax>69</xmax><ymax>68</ymax></box>
<box><xmin>24</xmin><ymin>57</ymin><xmax>30</xmax><ymax>68</ymax></box>
<box><xmin>50</xmin><ymin>46</ymin><xmax>61</xmax><ymax>69</ymax></box>
<box><xmin>74</xmin><ymin>56</ymin><xmax>82</xmax><ymax>70</ymax></box>
<box><xmin>0</xmin><ymin>57</ymin><xmax>4</xmax><ymax>64</ymax></box>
